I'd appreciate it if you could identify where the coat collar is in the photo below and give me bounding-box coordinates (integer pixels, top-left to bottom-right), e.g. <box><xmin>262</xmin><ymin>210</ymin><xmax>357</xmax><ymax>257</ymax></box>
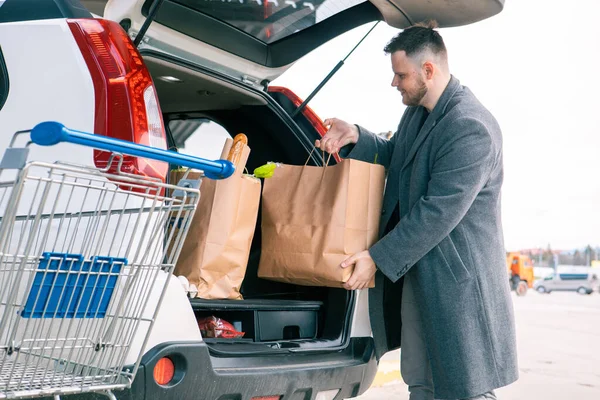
<box><xmin>401</xmin><ymin>75</ymin><xmax>462</xmax><ymax>171</ymax></box>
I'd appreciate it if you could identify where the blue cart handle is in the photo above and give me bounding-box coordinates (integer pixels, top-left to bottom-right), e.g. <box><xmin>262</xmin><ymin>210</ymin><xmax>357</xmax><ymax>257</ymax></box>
<box><xmin>30</xmin><ymin>121</ymin><xmax>235</xmax><ymax>180</ymax></box>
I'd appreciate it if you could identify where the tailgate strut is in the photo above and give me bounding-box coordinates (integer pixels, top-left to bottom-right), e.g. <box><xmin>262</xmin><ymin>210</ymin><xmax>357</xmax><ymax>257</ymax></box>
<box><xmin>291</xmin><ymin>21</ymin><xmax>380</xmax><ymax>118</ymax></box>
<box><xmin>133</xmin><ymin>0</ymin><xmax>166</xmax><ymax>47</ymax></box>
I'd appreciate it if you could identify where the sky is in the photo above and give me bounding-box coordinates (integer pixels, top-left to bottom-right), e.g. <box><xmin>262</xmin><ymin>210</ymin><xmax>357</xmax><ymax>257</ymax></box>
<box><xmin>272</xmin><ymin>0</ymin><xmax>600</xmax><ymax>252</ymax></box>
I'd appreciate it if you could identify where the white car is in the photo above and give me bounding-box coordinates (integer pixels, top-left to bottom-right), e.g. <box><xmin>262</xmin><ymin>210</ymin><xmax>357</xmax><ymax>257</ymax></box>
<box><xmin>534</xmin><ymin>266</ymin><xmax>599</xmax><ymax>295</ymax></box>
<box><xmin>0</xmin><ymin>1</ymin><xmax>504</xmax><ymax>399</ymax></box>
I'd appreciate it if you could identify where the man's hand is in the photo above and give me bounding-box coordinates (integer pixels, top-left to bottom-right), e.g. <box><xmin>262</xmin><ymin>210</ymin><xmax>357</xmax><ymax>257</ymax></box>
<box><xmin>315</xmin><ymin>118</ymin><xmax>359</xmax><ymax>154</ymax></box>
<box><xmin>342</xmin><ymin>250</ymin><xmax>377</xmax><ymax>291</ymax></box>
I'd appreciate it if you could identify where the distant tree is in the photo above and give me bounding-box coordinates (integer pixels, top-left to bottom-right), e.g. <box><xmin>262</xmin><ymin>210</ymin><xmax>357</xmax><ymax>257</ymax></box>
<box><xmin>584</xmin><ymin>245</ymin><xmax>594</xmax><ymax>266</ymax></box>
<box><xmin>543</xmin><ymin>244</ymin><xmax>553</xmax><ymax>262</ymax></box>
<box><xmin>543</xmin><ymin>244</ymin><xmax>555</xmax><ymax>268</ymax></box>
<box><xmin>559</xmin><ymin>253</ymin><xmax>573</xmax><ymax>265</ymax></box>
<box><xmin>573</xmin><ymin>250</ymin><xmax>584</xmax><ymax>265</ymax></box>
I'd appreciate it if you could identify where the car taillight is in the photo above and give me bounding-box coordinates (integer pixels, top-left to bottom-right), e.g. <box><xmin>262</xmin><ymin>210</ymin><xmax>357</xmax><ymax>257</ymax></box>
<box><xmin>67</xmin><ymin>19</ymin><xmax>167</xmax><ymax>181</ymax></box>
<box><xmin>269</xmin><ymin>86</ymin><xmax>341</xmax><ymax>162</ymax></box>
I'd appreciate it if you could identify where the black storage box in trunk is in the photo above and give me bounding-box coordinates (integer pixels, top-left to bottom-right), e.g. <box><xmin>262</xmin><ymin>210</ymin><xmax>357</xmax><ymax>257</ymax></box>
<box><xmin>256</xmin><ymin>310</ymin><xmax>318</xmax><ymax>341</ymax></box>
<box><xmin>191</xmin><ymin>298</ymin><xmax>323</xmax><ymax>342</ymax></box>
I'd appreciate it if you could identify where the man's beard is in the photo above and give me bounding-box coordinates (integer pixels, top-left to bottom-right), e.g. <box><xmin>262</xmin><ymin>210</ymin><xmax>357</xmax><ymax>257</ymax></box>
<box><xmin>403</xmin><ymin>77</ymin><xmax>428</xmax><ymax>107</ymax></box>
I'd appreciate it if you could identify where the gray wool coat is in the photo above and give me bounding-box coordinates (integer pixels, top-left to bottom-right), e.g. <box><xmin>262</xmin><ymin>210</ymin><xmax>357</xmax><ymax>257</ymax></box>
<box><xmin>342</xmin><ymin>76</ymin><xmax>518</xmax><ymax>399</ymax></box>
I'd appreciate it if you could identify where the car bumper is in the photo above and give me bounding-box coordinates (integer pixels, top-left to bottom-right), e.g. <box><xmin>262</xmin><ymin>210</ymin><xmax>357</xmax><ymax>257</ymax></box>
<box><xmin>52</xmin><ymin>337</ymin><xmax>377</xmax><ymax>400</ymax></box>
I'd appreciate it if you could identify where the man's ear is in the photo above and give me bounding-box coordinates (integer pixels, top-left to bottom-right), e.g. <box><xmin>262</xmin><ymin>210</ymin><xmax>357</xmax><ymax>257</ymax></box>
<box><xmin>423</xmin><ymin>61</ymin><xmax>435</xmax><ymax>80</ymax></box>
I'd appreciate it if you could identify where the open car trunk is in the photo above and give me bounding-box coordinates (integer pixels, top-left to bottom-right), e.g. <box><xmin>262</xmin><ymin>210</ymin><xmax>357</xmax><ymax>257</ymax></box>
<box><xmin>104</xmin><ymin>0</ymin><xmax>504</xmax><ymax>85</ymax></box>
<box><xmin>90</xmin><ymin>0</ymin><xmax>505</xmax><ymax>355</ymax></box>
<box><xmin>144</xmin><ymin>52</ymin><xmax>352</xmax><ymax>354</ymax></box>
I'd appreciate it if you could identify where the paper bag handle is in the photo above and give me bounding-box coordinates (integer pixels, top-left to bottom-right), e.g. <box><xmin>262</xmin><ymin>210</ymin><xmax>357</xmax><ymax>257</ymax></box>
<box><xmin>304</xmin><ymin>146</ymin><xmax>333</xmax><ymax>168</ymax></box>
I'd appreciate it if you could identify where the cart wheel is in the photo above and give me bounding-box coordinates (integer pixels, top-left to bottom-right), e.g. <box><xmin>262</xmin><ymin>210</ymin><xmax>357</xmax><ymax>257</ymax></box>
<box><xmin>516</xmin><ymin>281</ymin><xmax>528</xmax><ymax>296</ymax></box>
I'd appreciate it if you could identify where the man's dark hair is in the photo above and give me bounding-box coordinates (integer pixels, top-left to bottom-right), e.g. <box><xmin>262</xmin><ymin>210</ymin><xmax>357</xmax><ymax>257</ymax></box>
<box><xmin>383</xmin><ymin>20</ymin><xmax>447</xmax><ymax>60</ymax></box>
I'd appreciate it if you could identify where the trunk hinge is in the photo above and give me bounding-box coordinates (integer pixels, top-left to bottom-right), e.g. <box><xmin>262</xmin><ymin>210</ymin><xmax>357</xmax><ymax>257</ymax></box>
<box><xmin>261</xmin><ymin>79</ymin><xmax>270</xmax><ymax>92</ymax></box>
<box><xmin>241</xmin><ymin>75</ymin><xmax>263</xmax><ymax>89</ymax></box>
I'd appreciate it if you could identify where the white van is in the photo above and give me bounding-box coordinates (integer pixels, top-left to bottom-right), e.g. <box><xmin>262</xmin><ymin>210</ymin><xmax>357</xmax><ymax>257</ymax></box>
<box><xmin>0</xmin><ymin>1</ymin><xmax>505</xmax><ymax>399</ymax></box>
<box><xmin>534</xmin><ymin>265</ymin><xmax>599</xmax><ymax>295</ymax></box>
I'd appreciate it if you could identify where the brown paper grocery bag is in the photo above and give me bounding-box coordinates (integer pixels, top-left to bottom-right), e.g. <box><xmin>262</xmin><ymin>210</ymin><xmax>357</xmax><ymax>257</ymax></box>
<box><xmin>172</xmin><ymin>139</ymin><xmax>261</xmax><ymax>299</ymax></box>
<box><xmin>257</xmin><ymin>157</ymin><xmax>385</xmax><ymax>288</ymax></box>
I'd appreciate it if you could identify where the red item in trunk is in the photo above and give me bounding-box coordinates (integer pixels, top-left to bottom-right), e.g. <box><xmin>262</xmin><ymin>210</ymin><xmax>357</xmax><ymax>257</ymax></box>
<box><xmin>197</xmin><ymin>316</ymin><xmax>245</xmax><ymax>339</ymax></box>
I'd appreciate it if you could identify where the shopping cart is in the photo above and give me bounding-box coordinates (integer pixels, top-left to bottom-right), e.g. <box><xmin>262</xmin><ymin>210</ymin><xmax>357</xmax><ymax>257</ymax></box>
<box><xmin>0</xmin><ymin>122</ymin><xmax>234</xmax><ymax>399</ymax></box>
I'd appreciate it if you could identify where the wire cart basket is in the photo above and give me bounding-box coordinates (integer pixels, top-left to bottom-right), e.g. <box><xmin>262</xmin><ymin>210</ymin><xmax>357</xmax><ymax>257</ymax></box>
<box><xmin>0</xmin><ymin>122</ymin><xmax>234</xmax><ymax>399</ymax></box>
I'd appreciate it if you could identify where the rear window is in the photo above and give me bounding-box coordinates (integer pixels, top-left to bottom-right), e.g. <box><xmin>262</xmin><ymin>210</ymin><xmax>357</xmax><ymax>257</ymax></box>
<box><xmin>169</xmin><ymin>119</ymin><xmax>232</xmax><ymax>160</ymax></box>
<box><xmin>172</xmin><ymin>0</ymin><xmax>366</xmax><ymax>43</ymax></box>
<box><xmin>0</xmin><ymin>0</ymin><xmax>91</xmax><ymax>23</ymax></box>
<box><xmin>558</xmin><ymin>274</ymin><xmax>590</xmax><ymax>281</ymax></box>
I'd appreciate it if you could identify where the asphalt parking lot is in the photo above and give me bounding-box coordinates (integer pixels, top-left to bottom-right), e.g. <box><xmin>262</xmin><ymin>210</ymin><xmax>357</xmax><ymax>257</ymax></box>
<box><xmin>353</xmin><ymin>290</ymin><xmax>600</xmax><ymax>400</ymax></box>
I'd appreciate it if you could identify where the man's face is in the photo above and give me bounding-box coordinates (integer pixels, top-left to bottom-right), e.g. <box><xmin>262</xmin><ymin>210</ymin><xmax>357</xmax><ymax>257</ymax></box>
<box><xmin>390</xmin><ymin>51</ymin><xmax>427</xmax><ymax>107</ymax></box>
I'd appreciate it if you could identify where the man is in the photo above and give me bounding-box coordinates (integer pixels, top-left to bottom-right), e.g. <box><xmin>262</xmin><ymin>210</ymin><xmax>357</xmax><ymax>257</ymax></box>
<box><xmin>316</xmin><ymin>22</ymin><xmax>518</xmax><ymax>400</ymax></box>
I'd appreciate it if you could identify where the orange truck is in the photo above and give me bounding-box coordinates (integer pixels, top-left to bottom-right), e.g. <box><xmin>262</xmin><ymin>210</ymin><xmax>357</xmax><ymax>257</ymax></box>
<box><xmin>507</xmin><ymin>252</ymin><xmax>534</xmax><ymax>295</ymax></box>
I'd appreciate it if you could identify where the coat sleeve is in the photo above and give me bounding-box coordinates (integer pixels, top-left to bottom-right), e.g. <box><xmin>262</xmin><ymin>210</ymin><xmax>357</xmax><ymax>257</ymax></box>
<box><xmin>339</xmin><ymin>108</ymin><xmax>412</xmax><ymax>167</ymax></box>
<box><xmin>369</xmin><ymin>117</ymin><xmax>498</xmax><ymax>282</ymax></box>
<box><xmin>338</xmin><ymin>125</ymin><xmax>397</xmax><ymax>169</ymax></box>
